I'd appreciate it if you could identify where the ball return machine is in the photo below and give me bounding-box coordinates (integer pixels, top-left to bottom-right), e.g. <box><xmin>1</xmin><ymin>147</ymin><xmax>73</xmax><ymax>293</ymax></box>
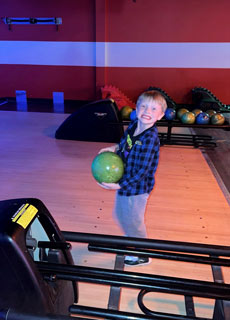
<box><xmin>1</xmin><ymin>198</ymin><xmax>230</xmax><ymax>320</ymax></box>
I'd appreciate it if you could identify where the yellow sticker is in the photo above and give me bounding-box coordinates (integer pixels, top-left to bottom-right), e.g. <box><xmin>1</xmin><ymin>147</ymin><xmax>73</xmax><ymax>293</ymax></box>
<box><xmin>12</xmin><ymin>203</ymin><xmax>38</xmax><ymax>229</ymax></box>
<box><xmin>12</xmin><ymin>203</ymin><xmax>30</xmax><ymax>222</ymax></box>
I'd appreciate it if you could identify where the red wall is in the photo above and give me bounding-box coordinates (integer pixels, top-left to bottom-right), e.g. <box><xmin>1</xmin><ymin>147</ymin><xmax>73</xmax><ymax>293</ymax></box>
<box><xmin>0</xmin><ymin>0</ymin><xmax>230</xmax><ymax>104</ymax></box>
<box><xmin>0</xmin><ymin>0</ymin><xmax>96</xmax><ymax>100</ymax></box>
<box><xmin>105</xmin><ymin>0</ymin><xmax>230</xmax><ymax>104</ymax></box>
<box><xmin>107</xmin><ymin>0</ymin><xmax>230</xmax><ymax>42</ymax></box>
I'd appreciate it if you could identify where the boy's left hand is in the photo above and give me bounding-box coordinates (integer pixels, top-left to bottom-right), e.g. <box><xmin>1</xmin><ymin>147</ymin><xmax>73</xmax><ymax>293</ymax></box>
<box><xmin>97</xmin><ymin>182</ymin><xmax>121</xmax><ymax>190</ymax></box>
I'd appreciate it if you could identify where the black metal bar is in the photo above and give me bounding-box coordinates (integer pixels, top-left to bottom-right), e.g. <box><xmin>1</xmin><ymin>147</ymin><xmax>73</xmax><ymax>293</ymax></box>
<box><xmin>167</xmin><ymin>122</ymin><xmax>173</xmax><ymax>141</ymax></box>
<box><xmin>213</xmin><ymin>300</ymin><xmax>230</xmax><ymax>320</ymax></box>
<box><xmin>161</xmin><ymin>133</ymin><xmax>213</xmax><ymax>140</ymax></box>
<box><xmin>211</xmin><ymin>262</ymin><xmax>225</xmax><ymax>284</ymax></box>
<box><xmin>117</xmin><ymin>120</ymin><xmax>230</xmax><ymax>129</ymax></box>
<box><xmin>88</xmin><ymin>244</ymin><xmax>230</xmax><ymax>267</ymax></box>
<box><xmin>211</xmin><ymin>256</ymin><xmax>230</xmax><ymax>319</ymax></box>
<box><xmin>62</xmin><ymin>231</ymin><xmax>230</xmax><ymax>256</ymax></box>
<box><xmin>0</xmin><ymin>309</ymin><xmax>92</xmax><ymax>320</ymax></box>
<box><xmin>69</xmin><ymin>304</ymin><xmax>209</xmax><ymax>320</ymax></box>
<box><xmin>38</xmin><ymin>241</ymin><xmax>71</xmax><ymax>250</ymax></box>
<box><xmin>112</xmin><ymin>120</ymin><xmax>226</xmax><ymax>147</ymax></box>
<box><xmin>36</xmin><ymin>262</ymin><xmax>230</xmax><ymax>300</ymax></box>
<box><xmin>213</xmin><ymin>300</ymin><xmax>226</xmax><ymax>320</ymax></box>
<box><xmin>159</xmin><ymin>132</ymin><xmax>214</xmax><ymax>140</ymax></box>
<box><xmin>158</xmin><ymin>134</ymin><xmax>216</xmax><ymax>148</ymax></box>
<box><xmin>137</xmin><ymin>290</ymin><xmax>203</xmax><ymax>319</ymax></box>
<box><xmin>107</xmin><ymin>254</ymin><xmax>124</xmax><ymax>310</ymax></box>
<box><xmin>184</xmin><ymin>296</ymin><xmax>196</xmax><ymax>317</ymax></box>
<box><xmin>156</xmin><ymin>120</ymin><xmax>230</xmax><ymax>129</ymax></box>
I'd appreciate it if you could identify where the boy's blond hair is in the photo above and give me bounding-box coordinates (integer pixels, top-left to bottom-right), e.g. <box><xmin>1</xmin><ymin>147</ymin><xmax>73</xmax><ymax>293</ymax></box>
<box><xmin>136</xmin><ymin>90</ymin><xmax>167</xmax><ymax>113</ymax></box>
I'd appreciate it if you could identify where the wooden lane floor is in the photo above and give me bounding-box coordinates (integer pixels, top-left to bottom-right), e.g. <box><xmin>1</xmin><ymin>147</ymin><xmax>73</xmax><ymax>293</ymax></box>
<box><xmin>0</xmin><ymin>110</ymin><xmax>229</xmax><ymax>318</ymax></box>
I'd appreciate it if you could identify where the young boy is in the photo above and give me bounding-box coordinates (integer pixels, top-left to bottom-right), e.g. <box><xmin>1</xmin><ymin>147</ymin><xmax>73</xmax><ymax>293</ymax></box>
<box><xmin>98</xmin><ymin>90</ymin><xmax>167</xmax><ymax>266</ymax></box>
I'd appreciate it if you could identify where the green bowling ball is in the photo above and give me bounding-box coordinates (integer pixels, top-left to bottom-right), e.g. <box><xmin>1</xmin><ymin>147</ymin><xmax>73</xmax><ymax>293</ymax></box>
<box><xmin>192</xmin><ymin>109</ymin><xmax>202</xmax><ymax>117</ymax></box>
<box><xmin>206</xmin><ymin>110</ymin><xmax>217</xmax><ymax>117</ymax></box>
<box><xmin>120</xmin><ymin>106</ymin><xmax>133</xmax><ymax>120</ymax></box>
<box><xmin>181</xmin><ymin>112</ymin><xmax>196</xmax><ymax>124</ymax></box>
<box><xmin>177</xmin><ymin>108</ymin><xmax>189</xmax><ymax>119</ymax></box>
<box><xmin>91</xmin><ymin>151</ymin><xmax>124</xmax><ymax>183</ymax></box>
<box><xmin>211</xmin><ymin>113</ymin><xmax>225</xmax><ymax>125</ymax></box>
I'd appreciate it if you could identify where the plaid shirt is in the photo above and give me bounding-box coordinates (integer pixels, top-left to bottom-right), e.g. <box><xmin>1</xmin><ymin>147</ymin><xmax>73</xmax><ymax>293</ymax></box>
<box><xmin>117</xmin><ymin>120</ymin><xmax>160</xmax><ymax>196</ymax></box>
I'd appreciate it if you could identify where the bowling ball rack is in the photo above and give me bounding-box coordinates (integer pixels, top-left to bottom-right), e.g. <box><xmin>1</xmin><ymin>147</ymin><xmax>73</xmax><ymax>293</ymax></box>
<box><xmin>148</xmin><ymin>86</ymin><xmax>230</xmax><ymax>113</ymax></box>
<box><xmin>157</xmin><ymin>119</ymin><xmax>230</xmax><ymax>148</ymax></box>
<box><xmin>146</xmin><ymin>86</ymin><xmax>230</xmax><ymax>148</ymax></box>
<box><xmin>1</xmin><ymin>198</ymin><xmax>230</xmax><ymax>320</ymax></box>
<box><xmin>121</xmin><ymin>119</ymin><xmax>230</xmax><ymax>148</ymax></box>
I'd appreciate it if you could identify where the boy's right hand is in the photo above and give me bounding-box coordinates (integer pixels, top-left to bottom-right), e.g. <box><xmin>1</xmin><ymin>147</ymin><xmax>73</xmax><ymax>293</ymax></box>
<box><xmin>98</xmin><ymin>144</ymin><xmax>118</xmax><ymax>154</ymax></box>
<box><xmin>97</xmin><ymin>182</ymin><xmax>121</xmax><ymax>190</ymax></box>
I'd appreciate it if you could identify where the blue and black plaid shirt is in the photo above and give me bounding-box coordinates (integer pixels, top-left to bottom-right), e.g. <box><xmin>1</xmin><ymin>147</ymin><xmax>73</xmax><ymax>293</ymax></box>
<box><xmin>117</xmin><ymin>120</ymin><xmax>160</xmax><ymax>196</ymax></box>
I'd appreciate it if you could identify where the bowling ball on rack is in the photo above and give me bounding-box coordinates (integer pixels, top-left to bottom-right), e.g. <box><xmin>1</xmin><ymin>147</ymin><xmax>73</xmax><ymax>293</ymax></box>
<box><xmin>177</xmin><ymin>108</ymin><xmax>189</xmax><ymax>119</ymax></box>
<box><xmin>120</xmin><ymin>106</ymin><xmax>134</xmax><ymax>120</ymax></box>
<box><xmin>192</xmin><ymin>109</ymin><xmax>203</xmax><ymax>117</ymax></box>
<box><xmin>164</xmin><ymin>108</ymin><xmax>176</xmax><ymax>121</ymax></box>
<box><xmin>91</xmin><ymin>152</ymin><xmax>124</xmax><ymax>183</ymax></box>
<box><xmin>196</xmin><ymin>112</ymin><xmax>210</xmax><ymax>125</ymax></box>
<box><xmin>206</xmin><ymin>110</ymin><xmax>217</xmax><ymax>118</ymax></box>
<box><xmin>211</xmin><ymin>113</ymin><xmax>225</xmax><ymax>125</ymax></box>
<box><xmin>130</xmin><ymin>109</ymin><xmax>137</xmax><ymax>121</ymax></box>
<box><xmin>181</xmin><ymin>112</ymin><xmax>196</xmax><ymax>124</ymax></box>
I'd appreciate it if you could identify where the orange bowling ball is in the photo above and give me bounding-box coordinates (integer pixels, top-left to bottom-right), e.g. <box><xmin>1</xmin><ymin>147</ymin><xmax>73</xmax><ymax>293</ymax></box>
<box><xmin>211</xmin><ymin>113</ymin><xmax>225</xmax><ymax>125</ymax></box>
<box><xmin>120</xmin><ymin>106</ymin><xmax>133</xmax><ymax>120</ymax></box>
<box><xmin>181</xmin><ymin>112</ymin><xmax>196</xmax><ymax>124</ymax></box>
<box><xmin>192</xmin><ymin>109</ymin><xmax>203</xmax><ymax>117</ymax></box>
<box><xmin>177</xmin><ymin>108</ymin><xmax>189</xmax><ymax>119</ymax></box>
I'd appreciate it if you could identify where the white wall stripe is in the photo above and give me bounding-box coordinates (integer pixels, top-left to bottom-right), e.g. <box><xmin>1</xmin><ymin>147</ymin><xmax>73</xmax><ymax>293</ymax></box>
<box><xmin>0</xmin><ymin>41</ymin><xmax>96</xmax><ymax>67</ymax></box>
<box><xmin>1</xmin><ymin>41</ymin><xmax>230</xmax><ymax>68</ymax></box>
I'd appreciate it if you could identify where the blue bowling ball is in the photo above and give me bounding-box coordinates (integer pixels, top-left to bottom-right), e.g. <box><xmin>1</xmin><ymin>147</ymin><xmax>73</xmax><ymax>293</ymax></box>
<box><xmin>165</xmin><ymin>108</ymin><xmax>176</xmax><ymax>121</ymax></box>
<box><xmin>130</xmin><ymin>109</ymin><xmax>137</xmax><ymax>121</ymax></box>
<box><xmin>196</xmin><ymin>112</ymin><xmax>210</xmax><ymax>125</ymax></box>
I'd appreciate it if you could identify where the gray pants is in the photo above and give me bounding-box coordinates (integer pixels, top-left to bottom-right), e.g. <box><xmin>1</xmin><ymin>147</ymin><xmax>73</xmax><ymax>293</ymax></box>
<box><xmin>113</xmin><ymin>192</ymin><xmax>149</xmax><ymax>238</ymax></box>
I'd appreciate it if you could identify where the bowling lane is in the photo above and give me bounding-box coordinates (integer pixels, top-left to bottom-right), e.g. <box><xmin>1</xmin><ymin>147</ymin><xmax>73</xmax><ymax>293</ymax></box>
<box><xmin>0</xmin><ymin>110</ymin><xmax>229</xmax><ymax>318</ymax></box>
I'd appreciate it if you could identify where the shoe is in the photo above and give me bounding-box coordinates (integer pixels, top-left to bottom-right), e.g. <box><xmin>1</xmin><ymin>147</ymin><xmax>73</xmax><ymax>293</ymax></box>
<box><xmin>124</xmin><ymin>256</ymin><xmax>151</xmax><ymax>266</ymax></box>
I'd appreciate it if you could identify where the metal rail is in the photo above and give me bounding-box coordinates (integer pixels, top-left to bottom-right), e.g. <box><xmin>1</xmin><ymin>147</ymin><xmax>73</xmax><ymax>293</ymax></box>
<box><xmin>36</xmin><ymin>262</ymin><xmax>230</xmax><ymax>300</ymax></box>
<box><xmin>62</xmin><ymin>231</ymin><xmax>230</xmax><ymax>256</ymax></box>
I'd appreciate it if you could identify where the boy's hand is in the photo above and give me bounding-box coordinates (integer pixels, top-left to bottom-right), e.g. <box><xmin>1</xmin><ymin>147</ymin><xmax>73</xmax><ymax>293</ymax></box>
<box><xmin>97</xmin><ymin>182</ymin><xmax>121</xmax><ymax>190</ymax></box>
<box><xmin>98</xmin><ymin>144</ymin><xmax>118</xmax><ymax>154</ymax></box>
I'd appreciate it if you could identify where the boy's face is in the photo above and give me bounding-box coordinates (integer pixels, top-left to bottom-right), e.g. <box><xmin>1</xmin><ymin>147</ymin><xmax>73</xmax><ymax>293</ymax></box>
<box><xmin>136</xmin><ymin>98</ymin><xmax>164</xmax><ymax>126</ymax></box>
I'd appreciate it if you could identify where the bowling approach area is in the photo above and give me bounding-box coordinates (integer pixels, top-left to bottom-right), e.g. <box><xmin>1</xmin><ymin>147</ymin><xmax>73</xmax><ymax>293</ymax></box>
<box><xmin>0</xmin><ymin>110</ymin><xmax>230</xmax><ymax>319</ymax></box>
